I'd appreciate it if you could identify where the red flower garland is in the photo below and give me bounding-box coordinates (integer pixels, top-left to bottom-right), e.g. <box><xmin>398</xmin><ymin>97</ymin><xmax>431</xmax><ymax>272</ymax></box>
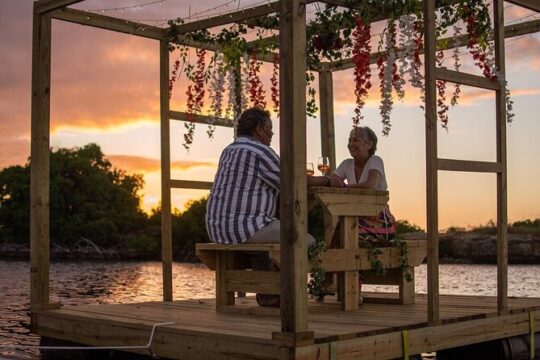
<box><xmin>352</xmin><ymin>16</ymin><xmax>372</xmax><ymax>126</ymax></box>
<box><xmin>183</xmin><ymin>48</ymin><xmax>206</xmax><ymax>150</ymax></box>
<box><xmin>271</xmin><ymin>53</ymin><xmax>279</xmax><ymax>116</ymax></box>
<box><xmin>465</xmin><ymin>12</ymin><xmax>497</xmax><ymax>81</ymax></box>
<box><xmin>248</xmin><ymin>51</ymin><xmax>266</xmax><ymax>108</ymax></box>
<box><xmin>193</xmin><ymin>48</ymin><xmax>206</xmax><ymax>113</ymax></box>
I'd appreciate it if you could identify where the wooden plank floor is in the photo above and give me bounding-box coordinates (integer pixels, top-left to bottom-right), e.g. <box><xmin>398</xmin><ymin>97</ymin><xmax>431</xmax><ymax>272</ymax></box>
<box><xmin>33</xmin><ymin>292</ymin><xmax>540</xmax><ymax>359</ymax></box>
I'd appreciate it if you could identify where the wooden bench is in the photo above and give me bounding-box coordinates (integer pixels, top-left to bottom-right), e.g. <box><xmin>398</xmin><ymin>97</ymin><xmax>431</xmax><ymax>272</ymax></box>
<box><xmin>197</xmin><ymin>187</ymin><xmax>426</xmax><ymax>311</ymax></box>
<box><xmin>196</xmin><ymin>239</ymin><xmax>426</xmax><ymax>310</ymax></box>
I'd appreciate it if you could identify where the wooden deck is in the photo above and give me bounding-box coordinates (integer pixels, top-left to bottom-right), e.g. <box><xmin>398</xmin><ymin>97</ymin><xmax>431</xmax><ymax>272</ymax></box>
<box><xmin>32</xmin><ymin>292</ymin><xmax>540</xmax><ymax>359</ymax></box>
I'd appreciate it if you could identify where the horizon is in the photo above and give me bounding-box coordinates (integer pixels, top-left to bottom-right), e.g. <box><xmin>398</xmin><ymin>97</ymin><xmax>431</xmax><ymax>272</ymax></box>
<box><xmin>1</xmin><ymin>0</ymin><xmax>539</xmax><ymax>230</ymax></box>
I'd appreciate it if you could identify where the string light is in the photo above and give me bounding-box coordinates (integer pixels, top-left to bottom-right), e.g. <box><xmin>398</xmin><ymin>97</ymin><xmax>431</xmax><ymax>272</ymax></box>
<box><xmin>86</xmin><ymin>0</ymin><xmax>166</xmax><ymax>13</ymax></box>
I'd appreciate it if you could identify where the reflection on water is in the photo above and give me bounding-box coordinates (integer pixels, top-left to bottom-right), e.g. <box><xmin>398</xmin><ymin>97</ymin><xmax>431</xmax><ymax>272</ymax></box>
<box><xmin>1</xmin><ymin>261</ymin><xmax>539</xmax><ymax>359</ymax></box>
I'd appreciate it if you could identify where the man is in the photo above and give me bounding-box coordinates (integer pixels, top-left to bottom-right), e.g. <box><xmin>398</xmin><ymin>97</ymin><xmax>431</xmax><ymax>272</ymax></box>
<box><xmin>205</xmin><ymin>107</ymin><xmax>329</xmax><ymax>305</ymax></box>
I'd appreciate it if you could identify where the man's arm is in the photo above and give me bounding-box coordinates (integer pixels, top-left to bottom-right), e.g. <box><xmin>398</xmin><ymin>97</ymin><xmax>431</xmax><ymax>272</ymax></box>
<box><xmin>307</xmin><ymin>175</ymin><xmax>330</xmax><ymax>187</ymax></box>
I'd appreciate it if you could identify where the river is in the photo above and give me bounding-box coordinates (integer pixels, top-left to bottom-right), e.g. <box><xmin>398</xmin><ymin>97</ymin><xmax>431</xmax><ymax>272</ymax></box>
<box><xmin>1</xmin><ymin>261</ymin><xmax>540</xmax><ymax>359</ymax></box>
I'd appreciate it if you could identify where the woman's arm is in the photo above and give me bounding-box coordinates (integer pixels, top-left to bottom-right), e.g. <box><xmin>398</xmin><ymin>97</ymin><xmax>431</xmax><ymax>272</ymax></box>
<box><xmin>347</xmin><ymin>169</ymin><xmax>381</xmax><ymax>190</ymax></box>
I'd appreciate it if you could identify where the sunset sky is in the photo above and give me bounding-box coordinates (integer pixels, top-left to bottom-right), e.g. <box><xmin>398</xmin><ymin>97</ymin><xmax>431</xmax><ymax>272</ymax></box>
<box><xmin>1</xmin><ymin>0</ymin><xmax>539</xmax><ymax>230</ymax></box>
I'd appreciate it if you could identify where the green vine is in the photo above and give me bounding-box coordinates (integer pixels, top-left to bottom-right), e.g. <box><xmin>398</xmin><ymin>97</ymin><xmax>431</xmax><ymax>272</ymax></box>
<box><xmin>360</xmin><ymin>236</ymin><xmax>413</xmax><ymax>281</ymax></box>
<box><xmin>307</xmin><ymin>238</ymin><xmax>327</xmax><ymax>298</ymax></box>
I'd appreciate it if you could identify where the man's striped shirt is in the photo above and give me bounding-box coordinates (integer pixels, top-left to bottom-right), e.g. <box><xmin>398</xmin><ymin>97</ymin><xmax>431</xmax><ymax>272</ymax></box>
<box><xmin>206</xmin><ymin>136</ymin><xmax>280</xmax><ymax>244</ymax></box>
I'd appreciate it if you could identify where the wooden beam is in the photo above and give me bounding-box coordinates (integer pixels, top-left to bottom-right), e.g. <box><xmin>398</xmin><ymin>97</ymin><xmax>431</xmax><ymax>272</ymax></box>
<box><xmin>435</xmin><ymin>68</ymin><xmax>500</xmax><ymax>90</ymax></box>
<box><xmin>318</xmin><ymin>70</ymin><xmax>336</xmax><ymax>172</ymax></box>
<box><xmin>30</xmin><ymin>9</ymin><xmax>52</xmax><ymax>310</ymax></box>
<box><xmin>438</xmin><ymin>159</ymin><xmax>502</xmax><ymax>173</ymax></box>
<box><xmin>172</xmin><ymin>2</ymin><xmax>280</xmax><ymax>34</ymax></box>
<box><xmin>424</xmin><ymin>0</ymin><xmax>440</xmax><ymax>326</ymax></box>
<box><xmin>160</xmin><ymin>40</ymin><xmax>173</xmax><ymax>302</ymax></box>
<box><xmin>279</xmin><ymin>0</ymin><xmax>309</xmax><ymax>335</ymax></box>
<box><xmin>169</xmin><ymin>111</ymin><xmax>235</xmax><ymax>128</ymax></box>
<box><xmin>169</xmin><ymin>180</ymin><xmax>213</xmax><ymax>190</ymax></box>
<box><xmin>319</xmin><ymin>0</ymin><xmax>461</xmax><ymax>22</ymax></box>
<box><xmin>34</xmin><ymin>0</ymin><xmax>83</xmax><ymax>14</ymax></box>
<box><xmin>494</xmin><ymin>0</ymin><xmax>509</xmax><ymax>315</ymax></box>
<box><xmin>50</xmin><ymin>8</ymin><xmax>165</xmax><ymax>40</ymax></box>
<box><xmin>505</xmin><ymin>0</ymin><xmax>540</xmax><ymax>12</ymax></box>
<box><xmin>320</xmin><ymin>19</ymin><xmax>540</xmax><ymax>71</ymax></box>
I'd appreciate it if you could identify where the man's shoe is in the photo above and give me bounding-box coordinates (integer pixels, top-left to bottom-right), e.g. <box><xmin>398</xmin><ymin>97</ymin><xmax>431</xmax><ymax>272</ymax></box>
<box><xmin>256</xmin><ymin>294</ymin><xmax>280</xmax><ymax>307</ymax></box>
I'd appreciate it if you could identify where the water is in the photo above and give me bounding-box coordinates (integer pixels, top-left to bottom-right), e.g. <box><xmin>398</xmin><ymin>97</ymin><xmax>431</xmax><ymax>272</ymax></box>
<box><xmin>1</xmin><ymin>261</ymin><xmax>539</xmax><ymax>359</ymax></box>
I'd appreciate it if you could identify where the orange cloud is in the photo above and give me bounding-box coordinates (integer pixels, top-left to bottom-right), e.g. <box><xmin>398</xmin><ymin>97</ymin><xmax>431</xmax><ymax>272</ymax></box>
<box><xmin>107</xmin><ymin>154</ymin><xmax>214</xmax><ymax>173</ymax></box>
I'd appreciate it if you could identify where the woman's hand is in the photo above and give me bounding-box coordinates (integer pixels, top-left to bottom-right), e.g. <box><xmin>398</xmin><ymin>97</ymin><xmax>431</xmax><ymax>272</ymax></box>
<box><xmin>329</xmin><ymin>174</ymin><xmax>345</xmax><ymax>188</ymax></box>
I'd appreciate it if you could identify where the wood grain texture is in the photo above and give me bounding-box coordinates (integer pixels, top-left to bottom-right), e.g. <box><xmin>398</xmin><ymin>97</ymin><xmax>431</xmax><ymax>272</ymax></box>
<box><xmin>279</xmin><ymin>0</ymin><xmax>309</xmax><ymax>334</ymax></box>
<box><xmin>160</xmin><ymin>41</ymin><xmax>173</xmax><ymax>302</ymax></box>
<box><xmin>424</xmin><ymin>0</ymin><xmax>440</xmax><ymax>325</ymax></box>
<box><xmin>30</xmin><ymin>10</ymin><xmax>52</xmax><ymax>310</ymax></box>
<box><xmin>494</xmin><ymin>0</ymin><xmax>509</xmax><ymax>314</ymax></box>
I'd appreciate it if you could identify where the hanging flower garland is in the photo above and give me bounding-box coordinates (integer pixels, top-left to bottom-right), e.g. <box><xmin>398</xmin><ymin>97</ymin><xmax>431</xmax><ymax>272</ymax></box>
<box><xmin>207</xmin><ymin>52</ymin><xmax>226</xmax><ymax>139</ymax></box>
<box><xmin>397</xmin><ymin>14</ymin><xmax>416</xmax><ymax>91</ymax></box>
<box><xmin>182</xmin><ymin>48</ymin><xmax>208</xmax><ymax>150</ymax></box>
<box><xmin>248</xmin><ymin>51</ymin><xmax>266</xmax><ymax>108</ymax></box>
<box><xmin>226</xmin><ymin>69</ymin><xmax>239</xmax><ymax>132</ymax></box>
<box><xmin>436</xmin><ymin>50</ymin><xmax>450</xmax><ymax>129</ymax></box>
<box><xmin>169</xmin><ymin>59</ymin><xmax>181</xmax><ymax>100</ymax></box>
<box><xmin>388</xmin><ymin>21</ymin><xmax>405</xmax><ymax>101</ymax></box>
<box><xmin>450</xmin><ymin>23</ymin><xmax>462</xmax><ymax>108</ymax></box>
<box><xmin>240</xmin><ymin>53</ymin><xmax>250</xmax><ymax>113</ymax></box>
<box><xmin>352</xmin><ymin>16</ymin><xmax>372</xmax><ymax>126</ymax></box>
<box><xmin>461</xmin><ymin>0</ymin><xmax>497</xmax><ymax>81</ymax></box>
<box><xmin>378</xmin><ymin>21</ymin><xmax>397</xmax><ymax>136</ymax></box>
<box><xmin>271</xmin><ymin>53</ymin><xmax>280</xmax><ymax>116</ymax></box>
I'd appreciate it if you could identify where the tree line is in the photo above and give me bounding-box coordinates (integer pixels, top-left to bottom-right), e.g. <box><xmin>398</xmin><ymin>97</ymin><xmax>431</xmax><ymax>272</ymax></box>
<box><xmin>0</xmin><ymin>144</ymin><xmax>210</xmax><ymax>260</ymax></box>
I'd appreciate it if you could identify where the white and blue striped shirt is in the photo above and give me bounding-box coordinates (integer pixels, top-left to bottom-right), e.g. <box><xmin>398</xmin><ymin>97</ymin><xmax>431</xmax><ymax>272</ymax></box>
<box><xmin>206</xmin><ymin>136</ymin><xmax>280</xmax><ymax>244</ymax></box>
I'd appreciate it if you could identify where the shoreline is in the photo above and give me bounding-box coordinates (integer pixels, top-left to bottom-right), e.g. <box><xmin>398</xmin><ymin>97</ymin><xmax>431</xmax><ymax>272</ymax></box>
<box><xmin>2</xmin><ymin>231</ymin><xmax>540</xmax><ymax>264</ymax></box>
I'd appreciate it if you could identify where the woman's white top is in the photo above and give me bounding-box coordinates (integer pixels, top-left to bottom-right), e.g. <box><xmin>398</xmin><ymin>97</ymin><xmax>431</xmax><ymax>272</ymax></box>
<box><xmin>333</xmin><ymin>155</ymin><xmax>388</xmax><ymax>191</ymax></box>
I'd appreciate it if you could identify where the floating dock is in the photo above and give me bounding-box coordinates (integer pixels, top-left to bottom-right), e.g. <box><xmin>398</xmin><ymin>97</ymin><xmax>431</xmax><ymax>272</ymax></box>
<box><xmin>33</xmin><ymin>292</ymin><xmax>540</xmax><ymax>359</ymax></box>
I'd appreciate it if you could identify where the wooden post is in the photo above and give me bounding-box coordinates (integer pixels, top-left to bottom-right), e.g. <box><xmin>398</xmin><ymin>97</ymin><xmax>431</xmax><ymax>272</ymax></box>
<box><xmin>279</xmin><ymin>0</ymin><xmax>309</xmax><ymax>335</ymax></box>
<box><xmin>30</xmin><ymin>9</ymin><xmax>52</xmax><ymax>311</ymax></box>
<box><xmin>423</xmin><ymin>0</ymin><xmax>440</xmax><ymax>325</ymax></box>
<box><xmin>318</xmin><ymin>69</ymin><xmax>336</xmax><ymax>171</ymax></box>
<box><xmin>341</xmin><ymin>216</ymin><xmax>359</xmax><ymax>310</ymax></box>
<box><xmin>493</xmin><ymin>0</ymin><xmax>508</xmax><ymax>314</ymax></box>
<box><xmin>160</xmin><ymin>40</ymin><xmax>173</xmax><ymax>302</ymax></box>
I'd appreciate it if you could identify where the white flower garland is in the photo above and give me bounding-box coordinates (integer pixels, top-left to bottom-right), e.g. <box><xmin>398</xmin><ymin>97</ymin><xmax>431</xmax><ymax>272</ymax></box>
<box><xmin>398</xmin><ymin>14</ymin><xmax>416</xmax><ymax>95</ymax></box>
<box><xmin>240</xmin><ymin>53</ymin><xmax>250</xmax><ymax>112</ymax></box>
<box><xmin>451</xmin><ymin>23</ymin><xmax>462</xmax><ymax>107</ymax></box>
<box><xmin>209</xmin><ymin>53</ymin><xmax>226</xmax><ymax>119</ymax></box>
<box><xmin>379</xmin><ymin>23</ymin><xmax>396</xmax><ymax>135</ymax></box>
<box><xmin>207</xmin><ymin>53</ymin><xmax>226</xmax><ymax>138</ymax></box>
<box><xmin>226</xmin><ymin>69</ymin><xmax>238</xmax><ymax>134</ymax></box>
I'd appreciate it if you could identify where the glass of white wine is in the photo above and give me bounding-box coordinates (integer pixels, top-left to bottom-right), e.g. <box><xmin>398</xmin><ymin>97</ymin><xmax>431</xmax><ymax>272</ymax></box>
<box><xmin>306</xmin><ymin>163</ymin><xmax>314</xmax><ymax>176</ymax></box>
<box><xmin>317</xmin><ymin>157</ymin><xmax>330</xmax><ymax>175</ymax></box>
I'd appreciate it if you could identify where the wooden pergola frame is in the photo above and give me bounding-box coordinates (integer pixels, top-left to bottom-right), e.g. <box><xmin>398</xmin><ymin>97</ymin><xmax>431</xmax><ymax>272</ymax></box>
<box><xmin>30</xmin><ymin>0</ymin><xmax>540</xmax><ymax>338</ymax></box>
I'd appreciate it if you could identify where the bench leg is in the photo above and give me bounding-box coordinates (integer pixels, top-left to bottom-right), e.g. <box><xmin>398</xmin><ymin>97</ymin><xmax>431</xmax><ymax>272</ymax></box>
<box><xmin>216</xmin><ymin>252</ymin><xmax>235</xmax><ymax>309</ymax></box>
<box><xmin>399</xmin><ymin>266</ymin><xmax>415</xmax><ymax>304</ymax></box>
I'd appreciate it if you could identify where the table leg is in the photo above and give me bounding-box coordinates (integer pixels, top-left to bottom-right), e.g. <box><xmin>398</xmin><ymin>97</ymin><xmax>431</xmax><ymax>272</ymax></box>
<box><xmin>341</xmin><ymin>216</ymin><xmax>359</xmax><ymax>310</ymax></box>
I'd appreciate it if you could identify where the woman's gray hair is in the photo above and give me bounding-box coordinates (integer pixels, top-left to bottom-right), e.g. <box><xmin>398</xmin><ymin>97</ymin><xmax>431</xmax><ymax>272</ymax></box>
<box><xmin>352</xmin><ymin>126</ymin><xmax>378</xmax><ymax>156</ymax></box>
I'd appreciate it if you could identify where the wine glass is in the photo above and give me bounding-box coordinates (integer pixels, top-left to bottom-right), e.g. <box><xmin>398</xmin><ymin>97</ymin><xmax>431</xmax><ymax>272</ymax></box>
<box><xmin>306</xmin><ymin>163</ymin><xmax>314</xmax><ymax>176</ymax></box>
<box><xmin>317</xmin><ymin>157</ymin><xmax>330</xmax><ymax>175</ymax></box>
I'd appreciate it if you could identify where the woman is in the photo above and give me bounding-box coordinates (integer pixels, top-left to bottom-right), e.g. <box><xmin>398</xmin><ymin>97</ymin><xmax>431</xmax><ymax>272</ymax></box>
<box><xmin>330</xmin><ymin>126</ymin><xmax>397</xmax><ymax>242</ymax></box>
<box><xmin>320</xmin><ymin>126</ymin><xmax>397</xmax><ymax>303</ymax></box>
